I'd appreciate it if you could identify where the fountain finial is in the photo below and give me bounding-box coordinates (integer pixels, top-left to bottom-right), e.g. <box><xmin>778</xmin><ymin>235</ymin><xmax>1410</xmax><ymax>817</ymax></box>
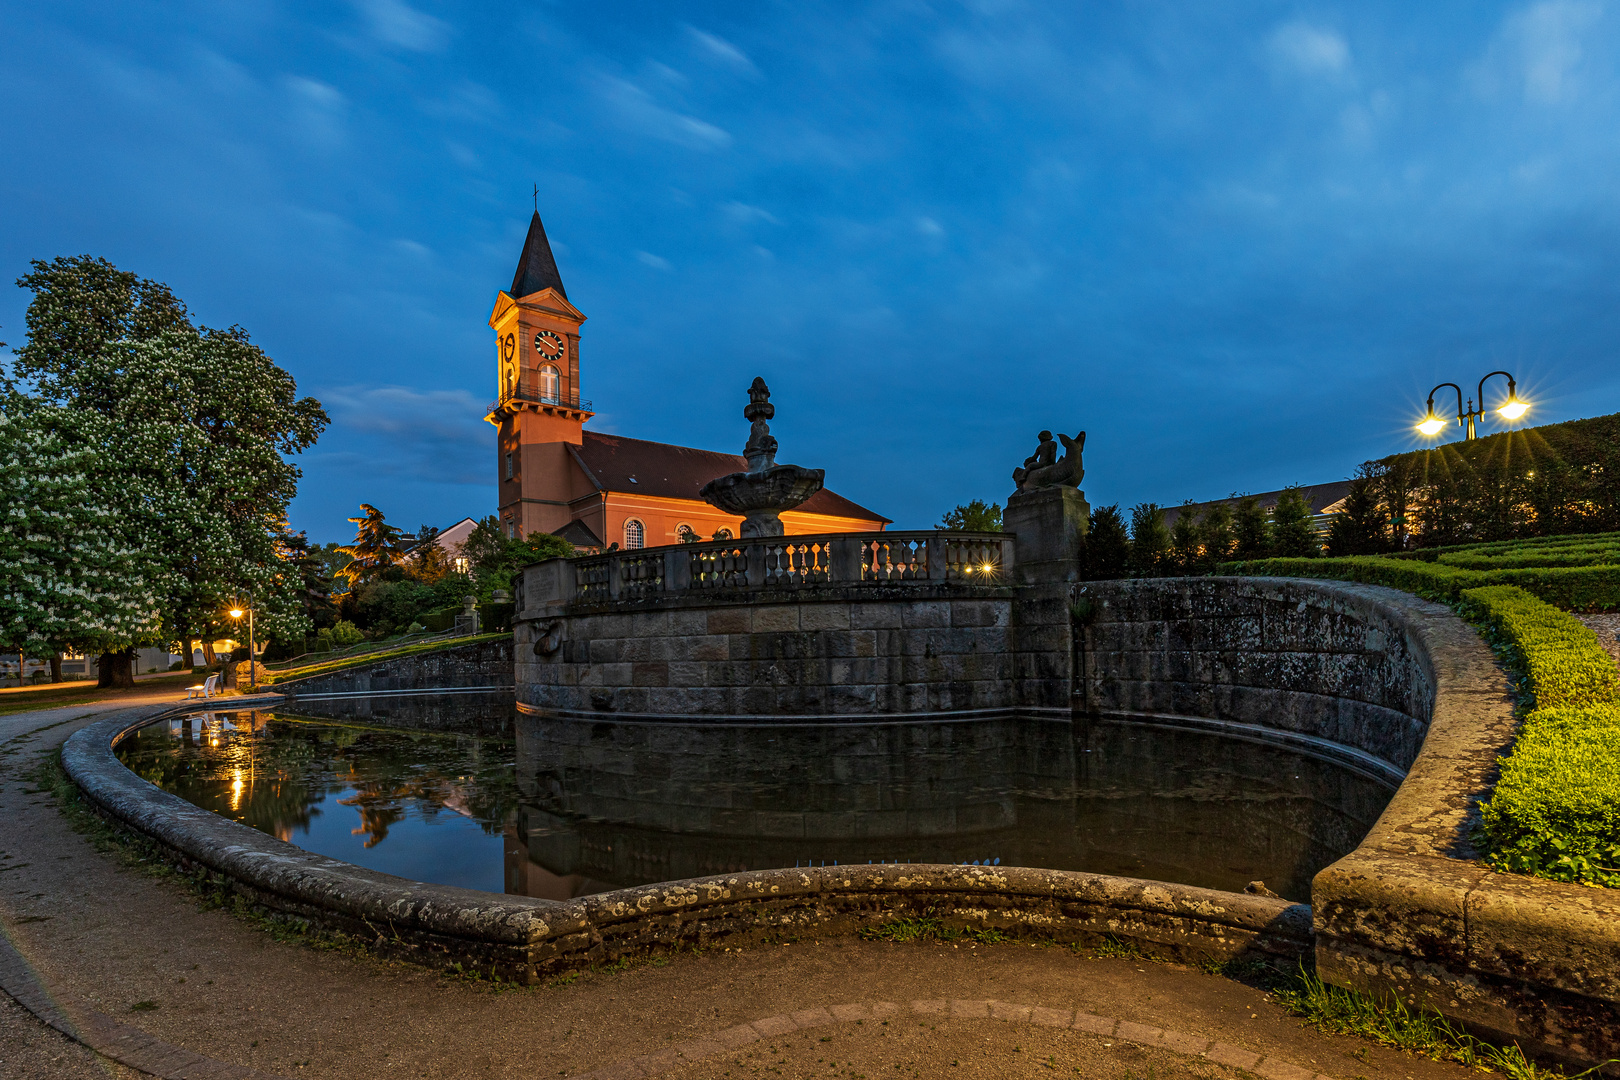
<box><xmin>700</xmin><ymin>376</ymin><xmax>825</xmax><ymax>537</ymax></box>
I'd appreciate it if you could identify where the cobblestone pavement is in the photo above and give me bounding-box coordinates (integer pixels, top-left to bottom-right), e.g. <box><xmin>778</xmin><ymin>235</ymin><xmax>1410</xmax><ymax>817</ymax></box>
<box><xmin>0</xmin><ymin>703</ymin><xmax>1483</xmax><ymax>1080</ymax></box>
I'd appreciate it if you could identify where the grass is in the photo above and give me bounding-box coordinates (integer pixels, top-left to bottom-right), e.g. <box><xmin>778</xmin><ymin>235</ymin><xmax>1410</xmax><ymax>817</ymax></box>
<box><xmin>1275</xmin><ymin>965</ymin><xmax>1617</xmax><ymax>1080</ymax></box>
<box><xmin>0</xmin><ymin>672</ymin><xmax>198</xmax><ymax>716</ymax></box>
<box><xmin>857</xmin><ymin>915</ymin><xmax>1011</xmax><ymax>944</ymax></box>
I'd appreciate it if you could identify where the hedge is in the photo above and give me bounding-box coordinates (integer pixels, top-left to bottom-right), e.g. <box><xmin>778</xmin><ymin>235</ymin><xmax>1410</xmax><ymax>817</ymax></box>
<box><xmin>1218</xmin><ymin>555</ymin><xmax>1620</xmax><ymax>611</ymax></box>
<box><xmin>1459</xmin><ymin>585</ymin><xmax>1620</xmax><ymax>888</ymax></box>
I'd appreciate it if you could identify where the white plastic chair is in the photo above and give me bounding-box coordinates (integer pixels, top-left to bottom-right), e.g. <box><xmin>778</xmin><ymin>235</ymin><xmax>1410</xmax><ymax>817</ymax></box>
<box><xmin>185</xmin><ymin>673</ymin><xmax>218</xmax><ymax>700</ymax></box>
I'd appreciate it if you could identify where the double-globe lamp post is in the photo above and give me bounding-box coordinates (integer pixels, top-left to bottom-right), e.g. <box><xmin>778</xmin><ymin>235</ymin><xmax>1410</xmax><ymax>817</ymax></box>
<box><xmin>1418</xmin><ymin>370</ymin><xmax>1529</xmax><ymax>441</ymax></box>
<box><xmin>228</xmin><ymin>604</ymin><xmax>255</xmax><ymax>691</ymax></box>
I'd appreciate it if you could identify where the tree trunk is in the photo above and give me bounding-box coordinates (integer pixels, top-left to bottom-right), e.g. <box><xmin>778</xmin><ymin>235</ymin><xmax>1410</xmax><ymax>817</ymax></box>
<box><xmin>201</xmin><ymin>638</ymin><xmax>217</xmax><ymax>667</ymax></box>
<box><xmin>96</xmin><ymin>648</ymin><xmax>136</xmax><ymax>689</ymax></box>
<box><xmin>49</xmin><ymin>655</ymin><xmax>62</xmax><ymax>683</ymax></box>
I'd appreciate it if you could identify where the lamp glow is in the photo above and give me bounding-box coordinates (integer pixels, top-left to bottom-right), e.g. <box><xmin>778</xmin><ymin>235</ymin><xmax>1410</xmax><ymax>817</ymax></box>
<box><xmin>228</xmin><ymin>608</ymin><xmax>244</xmax><ymax>619</ymax></box>
<box><xmin>1417</xmin><ymin>414</ymin><xmax>1446</xmax><ymax>437</ymax></box>
<box><xmin>1498</xmin><ymin>398</ymin><xmax>1528</xmax><ymax>420</ymax></box>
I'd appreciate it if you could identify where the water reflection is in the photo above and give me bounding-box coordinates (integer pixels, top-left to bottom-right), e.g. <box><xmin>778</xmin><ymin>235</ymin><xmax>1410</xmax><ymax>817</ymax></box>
<box><xmin>117</xmin><ymin>707</ymin><xmax>1394</xmax><ymax>903</ymax></box>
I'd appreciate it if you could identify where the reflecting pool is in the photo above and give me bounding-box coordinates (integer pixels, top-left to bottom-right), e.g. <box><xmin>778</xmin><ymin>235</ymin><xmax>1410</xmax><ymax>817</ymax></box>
<box><xmin>116</xmin><ymin>705</ymin><xmax>1396</xmax><ymax>903</ymax></box>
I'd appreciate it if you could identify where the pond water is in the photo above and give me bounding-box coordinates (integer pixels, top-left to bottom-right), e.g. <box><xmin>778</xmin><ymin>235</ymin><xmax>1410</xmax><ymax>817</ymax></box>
<box><xmin>116</xmin><ymin>705</ymin><xmax>1396</xmax><ymax>903</ymax></box>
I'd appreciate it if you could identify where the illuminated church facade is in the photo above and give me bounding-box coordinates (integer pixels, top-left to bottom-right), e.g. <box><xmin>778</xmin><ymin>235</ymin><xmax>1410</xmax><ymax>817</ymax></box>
<box><xmin>486</xmin><ymin>211</ymin><xmax>888</xmax><ymax>550</ymax></box>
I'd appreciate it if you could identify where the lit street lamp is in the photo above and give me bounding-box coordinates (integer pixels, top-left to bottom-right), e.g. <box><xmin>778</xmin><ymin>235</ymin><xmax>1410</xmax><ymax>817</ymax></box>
<box><xmin>228</xmin><ymin>604</ymin><xmax>256</xmax><ymax>691</ymax></box>
<box><xmin>1418</xmin><ymin>370</ymin><xmax>1528</xmax><ymax>441</ymax></box>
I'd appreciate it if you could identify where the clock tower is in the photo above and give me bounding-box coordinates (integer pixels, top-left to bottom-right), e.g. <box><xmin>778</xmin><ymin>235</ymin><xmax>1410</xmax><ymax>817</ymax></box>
<box><xmin>487</xmin><ymin>211</ymin><xmax>593</xmax><ymax>539</ymax></box>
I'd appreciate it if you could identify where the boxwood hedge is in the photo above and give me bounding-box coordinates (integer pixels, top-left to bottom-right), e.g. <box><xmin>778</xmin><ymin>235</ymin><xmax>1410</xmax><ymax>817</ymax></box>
<box><xmin>1460</xmin><ymin>585</ymin><xmax>1620</xmax><ymax>888</ymax></box>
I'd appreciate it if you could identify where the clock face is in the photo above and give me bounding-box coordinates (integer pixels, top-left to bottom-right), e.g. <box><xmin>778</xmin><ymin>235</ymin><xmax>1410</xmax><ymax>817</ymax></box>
<box><xmin>500</xmin><ymin>333</ymin><xmax>515</xmax><ymax>362</ymax></box>
<box><xmin>534</xmin><ymin>329</ymin><xmax>565</xmax><ymax>361</ymax></box>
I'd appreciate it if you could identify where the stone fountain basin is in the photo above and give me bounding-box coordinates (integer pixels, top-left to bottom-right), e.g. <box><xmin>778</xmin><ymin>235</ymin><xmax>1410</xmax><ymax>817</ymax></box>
<box><xmin>700</xmin><ymin>464</ymin><xmax>824</xmax><ymax>514</ymax></box>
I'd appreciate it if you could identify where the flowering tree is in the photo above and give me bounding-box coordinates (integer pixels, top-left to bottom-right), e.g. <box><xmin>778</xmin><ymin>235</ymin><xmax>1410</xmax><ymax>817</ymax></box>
<box><xmin>11</xmin><ymin>256</ymin><xmax>327</xmax><ymax>685</ymax></box>
<box><xmin>0</xmin><ymin>399</ymin><xmax>159</xmax><ymax>667</ymax></box>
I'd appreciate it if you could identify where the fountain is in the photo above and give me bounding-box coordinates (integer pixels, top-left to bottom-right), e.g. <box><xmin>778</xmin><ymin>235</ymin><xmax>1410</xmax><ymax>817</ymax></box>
<box><xmin>699</xmin><ymin>377</ymin><xmax>825</xmax><ymax>537</ymax></box>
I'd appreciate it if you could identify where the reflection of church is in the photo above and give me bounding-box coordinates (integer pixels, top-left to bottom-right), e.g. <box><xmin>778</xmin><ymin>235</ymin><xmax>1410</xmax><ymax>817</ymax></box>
<box><xmin>486</xmin><ymin>212</ymin><xmax>888</xmax><ymax>550</ymax></box>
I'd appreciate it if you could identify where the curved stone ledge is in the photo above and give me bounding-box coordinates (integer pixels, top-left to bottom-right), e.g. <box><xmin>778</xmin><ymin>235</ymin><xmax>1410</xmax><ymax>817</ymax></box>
<box><xmin>64</xmin><ymin>704</ymin><xmax>1307</xmax><ymax>983</ymax></box>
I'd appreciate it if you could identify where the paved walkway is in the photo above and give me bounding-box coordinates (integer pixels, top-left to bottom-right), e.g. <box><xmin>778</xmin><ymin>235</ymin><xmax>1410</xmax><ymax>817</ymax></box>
<box><xmin>0</xmin><ymin>703</ymin><xmax>1482</xmax><ymax>1080</ymax></box>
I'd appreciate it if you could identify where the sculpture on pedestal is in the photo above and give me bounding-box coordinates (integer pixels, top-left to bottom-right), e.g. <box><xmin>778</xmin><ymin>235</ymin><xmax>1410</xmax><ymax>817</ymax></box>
<box><xmin>699</xmin><ymin>378</ymin><xmax>825</xmax><ymax>538</ymax></box>
<box><xmin>1012</xmin><ymin>430</ymin><xmax>1085</xmax><ymax>493</ymax></box>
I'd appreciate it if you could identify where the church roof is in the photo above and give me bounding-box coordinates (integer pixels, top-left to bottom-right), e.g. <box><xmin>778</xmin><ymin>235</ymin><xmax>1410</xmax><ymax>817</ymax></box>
<box><xmin>572</xmin><ymin>431</ymin><xmax>890</xmax><ymax>525</ymax></box>
<box><xmin>510</xmin><ymin>211</ymin><xmax>567</xmax><ymax>300</ymax></box>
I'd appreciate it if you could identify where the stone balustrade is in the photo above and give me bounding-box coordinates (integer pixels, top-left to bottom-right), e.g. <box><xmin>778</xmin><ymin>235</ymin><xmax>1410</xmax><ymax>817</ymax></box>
<box><xmin>530</xmin><ymin>530</ymin><xmax>1014</xmax><ymax>610</ymax></box>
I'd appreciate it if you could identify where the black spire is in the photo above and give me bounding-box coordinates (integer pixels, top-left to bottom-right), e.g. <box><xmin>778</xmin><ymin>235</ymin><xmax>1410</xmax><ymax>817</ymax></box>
<box><xmin>509</xmin><ymin>210</ymin><xmax>567</xmax><ymax>300</ymax></box>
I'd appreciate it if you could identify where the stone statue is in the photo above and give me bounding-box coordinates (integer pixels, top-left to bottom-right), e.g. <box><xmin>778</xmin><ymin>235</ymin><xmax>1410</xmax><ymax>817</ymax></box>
<box><xmin>1013</xmin><ymin>429</ymin><xmax>1084</xmax><ymax>493</ymax></box>
<box><xmin>700</xmin><ymin>377</ymin><xmax>825</xmax><ymax>537</ymax></box>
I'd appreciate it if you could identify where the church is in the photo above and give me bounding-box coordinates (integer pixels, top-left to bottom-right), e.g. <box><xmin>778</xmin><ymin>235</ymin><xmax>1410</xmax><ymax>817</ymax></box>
<box><xmin>486</xmin><ymin>211</ymin><xmax>889</xmax><ymax>550</ymax></box>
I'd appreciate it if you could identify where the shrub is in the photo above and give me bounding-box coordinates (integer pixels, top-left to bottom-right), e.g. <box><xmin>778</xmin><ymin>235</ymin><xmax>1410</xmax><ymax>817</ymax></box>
<box><xmin>1462</xmin><ymin>586</ymin><xmax>1620</xmax><ymax>888</ymax></box>
<box><xmin>1220</xmin><ymin>555</ymin><xmax>1620</xmax><ymax>611</ymax></box>
<box><xmin>328</xmin><ymin>620</ymin><xmax>364</xmax><ymax>649</ymax></box>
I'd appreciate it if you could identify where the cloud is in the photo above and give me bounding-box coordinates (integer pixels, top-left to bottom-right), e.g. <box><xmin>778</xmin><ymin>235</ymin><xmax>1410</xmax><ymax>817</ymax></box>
<box><xmin>283</xmin><ymin>76</ymin><xmax>347</xmax><ymax>145</ymax></box>
<box><xmin>915</xmin><ymin>216</ymin><xmax>945</xmax><ymax>237</ymax></box>
<box><xmin>723</xmin><ymin>201</ymin><xmax>779</xmax><ymax>225</ymax></box>
<box><xmin>1268</xmin><ymin>22</ymin><xmax>1351</xmax><ymax>77</ymax></box>
<box><xmin>1474</xmin><ymin>0</ymin><xmax>1603</xmax><ymax>104</ymax></box>
<box><xmin>685</xmin><ymin>27</ymin><xmax>761</xmax><ymax>77</ymax></box>
<box><xmin>319</xmin><ymin>384</ymin><xmax>489</xmax><ymax>483</ymax></box>
<box><xmin>636</xmin><ymin>251</ymin><xmax>672</xmax><ymax>270</ymax></box>
<box><xmin>593</xmin><ymin>73</ymin><xmax>733</xmax><ymax>149</ymax></box>
<box><xmin>352</xmin><ymin>0</ymin><xmax>449</xmax><ymax>52</ymax></box>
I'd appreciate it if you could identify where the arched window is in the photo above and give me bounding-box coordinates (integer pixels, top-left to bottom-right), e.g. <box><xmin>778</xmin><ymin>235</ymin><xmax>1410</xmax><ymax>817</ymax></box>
<box><xmin>537</xmin><ymin>364</ymin><xmax>560</xmax><ymax>402</ymax></box>
<box><xmin>624</xmin><ymin>519</ymin><xmax>645</xmax><ymax>550</ymax></box>
<box><xmin>676</xmin><ymin>523</ymin><xmax>697</xmax><ymax>543</ymax></box>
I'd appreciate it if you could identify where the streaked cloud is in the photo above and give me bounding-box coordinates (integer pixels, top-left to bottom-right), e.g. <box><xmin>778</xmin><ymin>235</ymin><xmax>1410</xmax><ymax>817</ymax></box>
<box><xmin>686</xmin><ymin>27</ymin><xmax>761</xmax><ymax>77</ymax></box>
<box><xmin>353</xmin><ymin>0</ymin><xmax>448</xmax><ymax>52</ymax></box>
<box><xmin>636</xmin><ymin>251</ymin><xmax>672</xmax><ymax>270</ymax></box>
<box><xmin>593</xmin><ymin>73</ymin><xmax>733</xmax><ymax>149</ymax></box>
<box><xmin>1268</xmin><ymin>22</ymin><xmax>1351</xmax><ymax>77</ymax></box>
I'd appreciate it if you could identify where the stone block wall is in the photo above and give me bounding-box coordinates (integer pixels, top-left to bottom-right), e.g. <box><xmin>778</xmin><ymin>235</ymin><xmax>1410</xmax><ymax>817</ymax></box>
<box><xmin>516</xmin><ymin>591</ymin><xmax>1031</xmax><ymax>719</ymax></box>
<box><xmin>278</xmin><ymin>637</ymin><xmax>514</xmax><ymax>699</ymax></box>
<box><xmin>1078</xmin><ymin>577</ymin><xmax>1436</xmax><ymax>773</ymax></box>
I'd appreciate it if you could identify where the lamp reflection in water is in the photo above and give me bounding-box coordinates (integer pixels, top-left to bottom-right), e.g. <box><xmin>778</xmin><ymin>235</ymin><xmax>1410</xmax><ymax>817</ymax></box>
<box><xmin>1418</xmin><ymin>370</ymin><xmax>1529</xmax><ymax>441</ymax></box>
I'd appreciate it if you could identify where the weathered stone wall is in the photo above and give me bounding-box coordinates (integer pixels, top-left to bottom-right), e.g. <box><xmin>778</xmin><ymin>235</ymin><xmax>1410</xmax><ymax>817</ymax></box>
<box><xmin>1078</xmin><ymin>577</ymin><xmax>1435</xmax><ymax>774</ymax></box>
<box><xmin>515</xmin><ymin>589</ymin><xmax>1063</xmax><ymax>719</ymax></box>
<box><xmin>277</xmin><ymin>637</ymin><xmax>514</xmax><ymax>699</ymax></box>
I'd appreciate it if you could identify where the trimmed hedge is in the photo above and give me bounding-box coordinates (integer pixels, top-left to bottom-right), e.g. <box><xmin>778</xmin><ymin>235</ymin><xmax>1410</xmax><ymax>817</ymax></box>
<box><xmin>1218</xmin><ymin>555</ymin><xmax>1620</xmax><ymax>611</ymax></box>
<box><xmin>1459</xmin><ymin>586</ymin><xmax>1620</xmax><ymax>888</ymax></box>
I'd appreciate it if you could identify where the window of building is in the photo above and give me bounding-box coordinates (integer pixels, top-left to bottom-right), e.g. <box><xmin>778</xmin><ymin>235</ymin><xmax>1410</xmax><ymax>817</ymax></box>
<box><xmin>624</xmin><ymin>519</ymin><xmax>645</xmax><ymax>549</ymax></box>
<box><xmin>538</xmin><ymin>364</ymin><xmax>560</xmax><ymax>402</ymax></box>
<box><xmin>676</xmin><ymin>523</ymin><xmax>697</xmax><ymax>543</ymax></box>
<box><xmin>453</xmin><ymin>555</ymin><xmax>469</xmax><ymax>574</ymax></box>
<box><xmin>504</xmin><ymin>452</ymin><xmax>513</xmax><ymax>480</ymax></box>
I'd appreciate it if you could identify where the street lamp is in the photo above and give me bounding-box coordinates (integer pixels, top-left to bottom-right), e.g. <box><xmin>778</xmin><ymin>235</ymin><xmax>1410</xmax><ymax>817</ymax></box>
<box><xmin>228</xmin><ymin>604</ymin><xmax>256</xmax><ymax>691</ymax></box>
<box><xmin>1418</xmin><ymin>370</ymin><xmax>1528</xmax><ymax>441</ymax></box>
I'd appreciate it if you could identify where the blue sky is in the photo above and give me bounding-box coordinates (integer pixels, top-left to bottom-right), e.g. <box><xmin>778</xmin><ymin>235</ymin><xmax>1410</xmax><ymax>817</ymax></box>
<box><xmin>4</xmin><ymin>1</ymin><xmax>1619</xmax><ymax>543</ymax></box>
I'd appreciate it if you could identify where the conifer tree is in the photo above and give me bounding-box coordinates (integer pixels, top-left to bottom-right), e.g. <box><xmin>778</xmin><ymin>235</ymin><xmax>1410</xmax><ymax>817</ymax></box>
<box><xmin>1270</xmin><ymin>486</ymin><xmax>1321</xmax><ymax>557</ymax></box>
<box><xmin>1169</xmin><ymin>501</ymin><xmax>1202</xmax><ymax>575</ymax></box>
<box><xmin>1198</xmin><ymin>502</ymin><xmax>1235</xmax><ymax>568</ymax></box>
<box><xmin>1083</xmin><ymin>504</ymin><xmax>1130</xmax><ymax>580</ymax></box>
<box><xmin>1127</xmin><ymin>503</ymin><xmax>1170</xmax><ymax>577</ymax></box>
<box><xmin>1232</xmin><ymin>496</ymin><xmax>1271</xmax><ymax>560</ymax></box>
<box><xmin>1326</xmin><ymin>463</ymin><xmax>1390</xmax><ymax>556</ymax></box>
<box><xmin>337</xmin><ymin>505</ymin><xmax>404</xmax><ymax>585</ymax></box>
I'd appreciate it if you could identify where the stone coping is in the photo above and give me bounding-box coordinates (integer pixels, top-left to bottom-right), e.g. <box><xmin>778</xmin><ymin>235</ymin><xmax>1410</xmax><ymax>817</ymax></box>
<box><xmin>64</xmin><ymin>701</ymin><xmax>1308</xmax><ymax>982</ymax></box>
<box><xmin>513</xmin><ymin>701</ymin><xmax>1073</xmax><ymax>726</ymax></box>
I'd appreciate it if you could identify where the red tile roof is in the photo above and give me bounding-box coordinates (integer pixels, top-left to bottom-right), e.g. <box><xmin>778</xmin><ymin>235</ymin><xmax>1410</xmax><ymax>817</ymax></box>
<box><xmin>573</xmin><ymin>431</ymin><xmax>889</xmax><ymax>524</ymax></box>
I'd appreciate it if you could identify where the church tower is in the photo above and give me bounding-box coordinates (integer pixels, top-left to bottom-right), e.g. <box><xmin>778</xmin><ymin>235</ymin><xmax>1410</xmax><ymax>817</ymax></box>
<box><xmin>487</xmin><ymin>211</ymin><xmax>593</xmax><ymax>538</ymax></box>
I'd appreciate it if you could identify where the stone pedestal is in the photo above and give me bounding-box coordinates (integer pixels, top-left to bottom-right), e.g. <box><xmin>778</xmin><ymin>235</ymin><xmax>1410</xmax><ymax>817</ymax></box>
<box><xmin>1004</xmin><ymin>486</ymin><xmax>1090</xmax><ymax>585</ymax></box>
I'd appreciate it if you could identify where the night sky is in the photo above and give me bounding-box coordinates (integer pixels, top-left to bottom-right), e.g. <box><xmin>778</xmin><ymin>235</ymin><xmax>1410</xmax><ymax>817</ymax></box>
<box><xmin>3</xmin><ymin>2</ymin><xmax>1618</xmax><ymax>542</ymax></box>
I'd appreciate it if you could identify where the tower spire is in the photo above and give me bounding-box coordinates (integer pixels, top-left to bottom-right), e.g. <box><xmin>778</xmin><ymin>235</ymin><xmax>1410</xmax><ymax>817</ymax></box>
<box><xmin>510</xmin><ymin>209</ymin><xmax>567</xmax><ymax>300</ymax></box>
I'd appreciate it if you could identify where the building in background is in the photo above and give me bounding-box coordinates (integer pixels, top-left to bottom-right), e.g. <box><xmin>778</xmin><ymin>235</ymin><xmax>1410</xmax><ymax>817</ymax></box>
<box><xmin>485</xmin><ymin>211</ymin><xmax>889</xmax><ymax>549</ymax></box>
<box><xmin>1161</xmin><ymin>481</ymin><xmax>1353</xmax><ymax>536</ymax></box>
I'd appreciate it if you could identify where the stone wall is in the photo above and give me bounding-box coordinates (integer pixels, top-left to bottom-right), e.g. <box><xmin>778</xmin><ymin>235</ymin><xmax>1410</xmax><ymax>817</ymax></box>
<box><xmin>514</xmin><ymin>588</ymin><xmax>1070</xmax><ymax>719</ymax></box>
<box><xmin>277</xmin><ymin>637</ymin><xmax>514</xmax><ymax>699</ymax></box>
<box><xmin>1078</xmin><ymin>577</ymin><xmax>1435</xmax><ymax>775</ymax></box>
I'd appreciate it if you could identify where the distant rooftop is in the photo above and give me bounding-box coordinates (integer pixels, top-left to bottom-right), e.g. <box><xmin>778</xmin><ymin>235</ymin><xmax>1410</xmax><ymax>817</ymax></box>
<box><xmin>1160</xmin><ymin>480</ymin><xmax>1354</xmax><ymax>530</ymax></box>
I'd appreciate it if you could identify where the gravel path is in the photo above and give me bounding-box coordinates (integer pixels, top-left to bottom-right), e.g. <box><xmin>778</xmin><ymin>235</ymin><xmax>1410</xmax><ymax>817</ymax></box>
<box><xmin>1576</xmin><ymin>614</ymin><xmax>1620</xmax><ymax>674</ymax></box>
<box><xmin>0</xmin><ymin>703</ymin><xmax>1483</xmax><ymax>1080</ymax></box>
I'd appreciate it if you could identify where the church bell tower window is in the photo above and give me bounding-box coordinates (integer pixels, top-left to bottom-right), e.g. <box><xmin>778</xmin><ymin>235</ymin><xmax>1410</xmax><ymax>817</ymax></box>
<box><xmin>538</xmin><ymin>364</ymin><xmax>560</xmax><ymax>403</ymax></box>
